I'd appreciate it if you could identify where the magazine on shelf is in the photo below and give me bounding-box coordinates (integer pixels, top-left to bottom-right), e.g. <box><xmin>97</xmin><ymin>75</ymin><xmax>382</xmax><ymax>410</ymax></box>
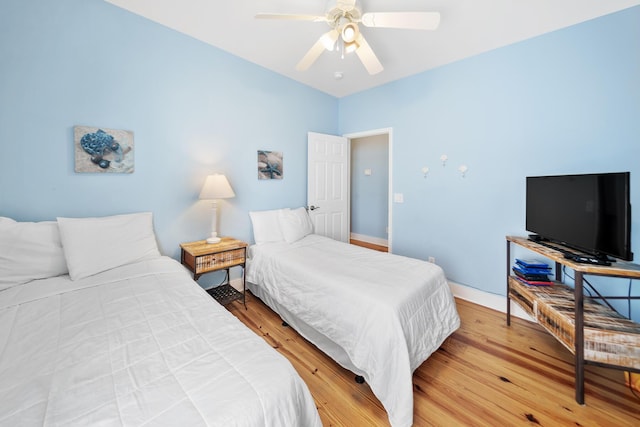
<box><xmin>512</xmin><ymin>268</ymin><xmax>551</xmax><ymax>282</ymax></box>
<box><xmin>515</xmin><ymin>258</ymin><xmax>550</xmax><ymax>269</ymax></box>
<box><xmin>512</xmin><ymin>265</ymin><xmax>552</xmax><ymax>278</ymax></box>
<box><xmin>514</xmin><ymin>276</ymin><xmax>553</xmax><ymax>287</ymax></box>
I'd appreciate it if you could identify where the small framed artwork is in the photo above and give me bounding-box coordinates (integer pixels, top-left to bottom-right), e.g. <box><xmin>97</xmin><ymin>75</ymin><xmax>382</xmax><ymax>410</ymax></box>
<box><xmin>258</xmin><ymin>150</ymin><xmax>283</xmax><ymax>180</ymax></box>
<box><xmin>74</xmin><ymin>126</ymin><xmax>134</xmax><ymax>173</ymax></box>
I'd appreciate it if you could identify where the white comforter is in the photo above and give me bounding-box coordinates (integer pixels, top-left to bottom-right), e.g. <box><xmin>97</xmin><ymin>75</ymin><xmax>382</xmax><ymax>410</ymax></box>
<box><xmin>246</xmin><ymin>235</ymin><xmax>460</xmax><ymax>427</ymax></box>
<box><xmin>0</xmin><ymin>256</ymin><xmax>321</xmax><ymax>427</ymax></box>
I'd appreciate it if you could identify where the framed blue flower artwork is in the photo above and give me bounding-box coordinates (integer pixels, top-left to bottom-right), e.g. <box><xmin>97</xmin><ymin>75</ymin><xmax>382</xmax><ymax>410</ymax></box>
<box><xmin>74</xmin><ymin>126</ymin><xmax>134</xmax><ymax>173</ymax></box>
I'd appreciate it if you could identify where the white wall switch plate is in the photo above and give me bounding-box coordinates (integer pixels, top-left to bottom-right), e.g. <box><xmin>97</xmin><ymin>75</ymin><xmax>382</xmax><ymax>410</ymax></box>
<box><xmin>394</xmin><ymin>193</ymin><xmax>404</xmax><ymax>203</ymax></box>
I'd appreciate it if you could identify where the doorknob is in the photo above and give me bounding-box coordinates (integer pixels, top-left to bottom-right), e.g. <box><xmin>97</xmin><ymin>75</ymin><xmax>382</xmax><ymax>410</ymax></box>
<box><xmin>308</xmin><ymin>205</ymin><xmax>320</xmax><ymax>211</ymax></box>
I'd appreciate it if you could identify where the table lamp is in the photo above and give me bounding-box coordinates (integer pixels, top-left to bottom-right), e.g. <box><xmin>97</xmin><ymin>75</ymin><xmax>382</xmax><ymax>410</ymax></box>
<box><xmin>199</xmin><ymin>174</ymin><xmax>235</xmax><ymax>244</ymax></box>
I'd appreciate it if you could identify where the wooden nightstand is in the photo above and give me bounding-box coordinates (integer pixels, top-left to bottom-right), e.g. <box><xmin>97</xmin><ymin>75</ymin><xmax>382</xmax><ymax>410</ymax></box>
<box><xmin>180</xmin><ymin>237</ymin><xmax>248</xmax><ymax>308</ymax></box>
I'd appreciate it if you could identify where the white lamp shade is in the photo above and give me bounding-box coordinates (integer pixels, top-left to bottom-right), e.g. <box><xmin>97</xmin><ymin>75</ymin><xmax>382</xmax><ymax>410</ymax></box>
<box><xmin>199</xmin><ymin>174</ymin><xmax>235</xmax><ymax>200</ymax></box>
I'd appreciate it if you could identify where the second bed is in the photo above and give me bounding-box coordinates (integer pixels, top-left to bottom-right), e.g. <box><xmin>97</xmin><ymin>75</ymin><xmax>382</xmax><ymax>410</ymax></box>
<box><xmin>246</xmin><ymin>231</ymin><xmax>460</xmax><ymax>427</ymax></box>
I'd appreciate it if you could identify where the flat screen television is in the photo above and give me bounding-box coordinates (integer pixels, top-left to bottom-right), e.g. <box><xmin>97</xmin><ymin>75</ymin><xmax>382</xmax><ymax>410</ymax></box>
<box><xmin>526</xmin><ymin>172</ymin><xmax>632</xmax><ymax>263</ymax></box>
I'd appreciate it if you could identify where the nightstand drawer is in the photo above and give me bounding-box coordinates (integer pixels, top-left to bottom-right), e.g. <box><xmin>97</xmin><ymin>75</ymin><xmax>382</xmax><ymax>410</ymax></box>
<box><xmin>184</xmin><ymin>248</ymin><xmax>245</xmax><ymax>274</ymax></box>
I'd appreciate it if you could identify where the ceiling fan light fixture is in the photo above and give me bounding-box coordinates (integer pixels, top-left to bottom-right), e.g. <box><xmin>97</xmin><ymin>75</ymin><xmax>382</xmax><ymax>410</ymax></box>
<box><xmin>258</xmin><ymin>1</ymin><xmax>438</xmax><ymax>75</ymax></box>
<box><xmin>341</xmin><ymin>22</ymin><xmax>359</xmax><ymax>43</ymax></box>
<box><xmin>344</xmin><ymin>40</ymin><xmax>359</xmax><ymax>54</ymax></box>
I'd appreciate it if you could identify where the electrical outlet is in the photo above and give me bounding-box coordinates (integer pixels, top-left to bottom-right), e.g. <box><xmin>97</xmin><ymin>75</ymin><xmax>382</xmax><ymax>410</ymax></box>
<box><xmin>428</xmin><ymin>256</ymin><xmax>435</xmax><ymax>263</ymax></box>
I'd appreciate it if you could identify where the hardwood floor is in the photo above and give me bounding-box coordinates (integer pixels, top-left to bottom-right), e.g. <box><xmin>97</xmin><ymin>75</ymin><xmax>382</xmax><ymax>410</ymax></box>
<box><xmin>227</xmin><ymin>293</ymin><xmax>640</xmax><ymax>426</ymax></box>
<box><xmin>350</xmin><ymin>239</ymin><xmax>388</xmax><ymax>252</ymax></box>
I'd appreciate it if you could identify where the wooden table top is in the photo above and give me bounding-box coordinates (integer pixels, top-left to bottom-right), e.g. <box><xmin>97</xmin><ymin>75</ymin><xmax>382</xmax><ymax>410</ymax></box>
<box><xmin>180</xmin><ymin>237</ymin><xmax>248</xmax><ymax>256</ymax></box>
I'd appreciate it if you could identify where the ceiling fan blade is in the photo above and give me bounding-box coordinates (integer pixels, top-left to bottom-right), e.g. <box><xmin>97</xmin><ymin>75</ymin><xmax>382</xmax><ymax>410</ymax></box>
<box><xmin>361</xmin><ymin>12</ymin><xmax>441</xmax><ymax>30</ymax></box>
<box><xmin>296</xmin><ymin>30</ymin><xmax>339</xmax><ymax>71</ymax></box>
<box><xmin>354</xmin><ymin>34</ymin><xmax>383</xmax><ymax>75</ymax></box>
<box><xmin>255</xmin><ymin>13</ymin><xmax>327</xmax><ymax>22</ymax></box>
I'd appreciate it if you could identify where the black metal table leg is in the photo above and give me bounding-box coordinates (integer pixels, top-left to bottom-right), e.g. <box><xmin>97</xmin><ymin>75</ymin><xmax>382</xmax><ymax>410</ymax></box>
<box><xmin>506</xmin><ymin>240</ymin><xmax>511</xmax><ymax>326</ymax></box>
<box><xmin>574</xmin><ymin>271</ymin><xmax>585</xmax><ymax>404</ymax></box>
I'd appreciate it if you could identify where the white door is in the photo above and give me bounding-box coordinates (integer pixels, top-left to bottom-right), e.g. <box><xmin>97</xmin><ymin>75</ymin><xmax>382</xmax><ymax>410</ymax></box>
<box><xmin>307</xmin><ymin>132</ymin><xmax>349</xmax><ymax>242</ymax></box>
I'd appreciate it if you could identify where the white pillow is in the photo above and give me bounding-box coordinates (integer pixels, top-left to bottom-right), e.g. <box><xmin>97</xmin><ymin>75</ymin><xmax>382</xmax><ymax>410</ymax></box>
<box><xmin>249</xmin><ymin>209</ymin><xmax>285</xmax><ymax>244</ymax></box>
<box><xmin>0</xmin><ymin>217</ymin><xmax>69</xmax><ymax>290</ymax></box>
<box><xmin>278</xmin><ymin>207</ymin><xmax>314</xmax><ymax>243</ymax></box>
<box><xmin>57</xmin><ymin>212</ymin><xmax>161</xmax><ymax>281</ymax></box>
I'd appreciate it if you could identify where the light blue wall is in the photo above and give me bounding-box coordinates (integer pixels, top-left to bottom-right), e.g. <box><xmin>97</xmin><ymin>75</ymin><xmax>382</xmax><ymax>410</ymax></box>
<box><xmin>350</xmin><ymin>135</ymin><xmax>388</xmax><ymax>240</ymax></box>
<box><xmin>2</xmin><ymin>0</ymin><xmax>639</xmax><ymax>319</ymax></box>
<box><xmin>339</xmin><ymin>6</ymin><xmax>640</xmax><ymax>320</ymax></box>
<box><xmin>0</xmin><ymin>0</ymin><xmax>337</xmax><ymax>287</ymax></box>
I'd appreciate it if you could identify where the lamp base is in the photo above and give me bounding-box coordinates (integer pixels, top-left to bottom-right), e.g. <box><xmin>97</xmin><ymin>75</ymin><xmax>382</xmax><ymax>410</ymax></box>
<box><xmin>206</xmin><ymin>236</ymin><xmax>222</xmax><ymax>244</ymax></box>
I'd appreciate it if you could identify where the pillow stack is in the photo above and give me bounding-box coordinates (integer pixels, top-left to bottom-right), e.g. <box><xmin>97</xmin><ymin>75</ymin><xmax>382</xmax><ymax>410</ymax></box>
<box><xmin>0</xmin><ymin>212</ymin><xmax>161</xmax><ymax>289</ymax></box>
<box><xmin>57</xmin><ymin>212</ymin><xmax>160</xmax><ymax>281</ymax></box>
<box><xmin>249</xmin><ymin>207</ymin><xmax>314</xmax><ymax>244</ymax></box>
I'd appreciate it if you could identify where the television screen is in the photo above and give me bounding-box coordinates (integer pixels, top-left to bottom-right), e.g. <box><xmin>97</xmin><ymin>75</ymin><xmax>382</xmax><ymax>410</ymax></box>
<box><xmin>526</xmin><ymin>172</ymin><xmax>632</xmax><ymax>262</ymax></box>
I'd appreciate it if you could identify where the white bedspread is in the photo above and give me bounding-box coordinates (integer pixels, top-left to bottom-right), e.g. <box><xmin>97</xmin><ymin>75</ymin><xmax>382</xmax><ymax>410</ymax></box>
<box><xmin>0</xmin><ymin>256</ymin><xmax>321</xmax><ymax>427</ymax></box>
<box><xmin>246</xmin><ymin>235</ymin><xmax>460</xmax><ymax>427</ymax></box>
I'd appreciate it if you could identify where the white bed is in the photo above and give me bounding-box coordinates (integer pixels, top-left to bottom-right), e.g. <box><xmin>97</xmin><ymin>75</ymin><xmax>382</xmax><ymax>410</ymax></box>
<box><xmin>0</xmin><ymin>213</ymin><xmax>321</xmax><ymax>427</ymax></box>
<box><xmin>246</xmin><ymin>208</ymin><xmax>460</xmax><ymax>427</ymax></box>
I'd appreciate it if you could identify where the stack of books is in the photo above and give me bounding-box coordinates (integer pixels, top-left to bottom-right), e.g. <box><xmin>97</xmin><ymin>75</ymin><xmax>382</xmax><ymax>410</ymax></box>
<box><xmin>512</xmin><ymin>259</ymin><xmax>553</xmax><ymax>286</ymax></box>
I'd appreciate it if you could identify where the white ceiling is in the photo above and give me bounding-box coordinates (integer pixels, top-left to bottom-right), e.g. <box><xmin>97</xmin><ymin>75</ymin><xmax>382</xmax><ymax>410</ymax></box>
<box><xmin>104</xmin><ymin>0</ymin><xmax>640</xmax><ymax>98</ymax></box>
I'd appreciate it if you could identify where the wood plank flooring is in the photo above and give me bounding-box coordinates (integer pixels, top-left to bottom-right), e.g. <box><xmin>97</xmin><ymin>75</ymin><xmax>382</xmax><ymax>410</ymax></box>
<box><xmin>350</xmin><ymin>239</ymin><xmax>388</xmax><ymax>252</ymax></box>
<box><xmin>227</xmin><ymin>293</ymin><xmax>640</xmax><ymax>426</ymax></box>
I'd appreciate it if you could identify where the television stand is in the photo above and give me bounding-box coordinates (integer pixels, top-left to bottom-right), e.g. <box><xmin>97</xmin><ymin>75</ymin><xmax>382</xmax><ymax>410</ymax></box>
<box><xmin>506</xmin><ymin>236</ymin><xmax>640</xmax><ymax>405</ymax></box>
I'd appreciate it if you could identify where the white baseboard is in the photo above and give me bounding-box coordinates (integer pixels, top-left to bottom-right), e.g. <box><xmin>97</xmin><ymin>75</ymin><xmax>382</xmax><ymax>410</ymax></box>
<box><xmin>448</xmin><ymin>280</ymin><xmax>534</xmax><ymax>322</ymax></box>
<box><xmin>350</xmin><ymin>233</ymin><xmax>388</xmax><ymax>247</ymax></box>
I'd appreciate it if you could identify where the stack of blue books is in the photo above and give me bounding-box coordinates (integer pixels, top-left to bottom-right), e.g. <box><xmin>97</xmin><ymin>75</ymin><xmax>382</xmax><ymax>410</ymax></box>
<box><xmin>512</xmin><ymin>259</ymin><xmax>553</xmax><ymax>286</ymax></box>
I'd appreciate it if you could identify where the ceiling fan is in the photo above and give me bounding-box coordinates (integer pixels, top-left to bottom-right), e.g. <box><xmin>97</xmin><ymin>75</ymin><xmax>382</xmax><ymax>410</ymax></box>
<box><xmin>256</xmin><ymin>0</ymin><xmax>440</xmax><ymax>75</ymax></box>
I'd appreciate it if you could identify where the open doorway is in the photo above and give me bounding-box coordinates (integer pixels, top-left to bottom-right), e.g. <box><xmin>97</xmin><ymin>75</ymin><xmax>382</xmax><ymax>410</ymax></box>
<box><xmin>346</xmin><ymin>128</ymin><xmax>392</xmax><ymax>253</ymax></box>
